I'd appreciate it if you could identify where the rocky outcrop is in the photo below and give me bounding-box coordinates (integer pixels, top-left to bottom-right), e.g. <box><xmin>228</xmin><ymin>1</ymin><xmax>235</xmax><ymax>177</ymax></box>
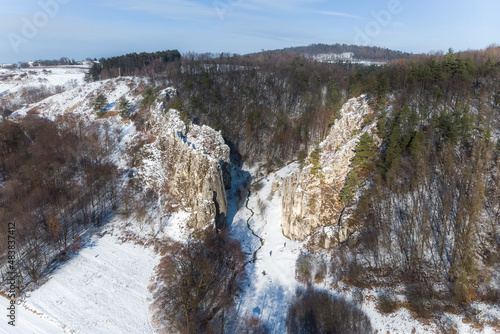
<box><xmin>281</xmin><ymin>97</ymin><xmax>380</xmax><ymax>247</ymax></box>
<box><xmin>138</xmin><ymin>107</ymin><xmax>231</xmax><ymax>230</ymax></box>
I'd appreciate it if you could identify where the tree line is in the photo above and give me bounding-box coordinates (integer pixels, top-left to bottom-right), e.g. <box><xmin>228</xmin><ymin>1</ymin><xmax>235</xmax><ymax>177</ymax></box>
<box><xmin>87</xmin><ymin>49</ymin><xmax>181</xmax><ymax>81</ymax></box>
<box><xmin>273</xmin><ymin>43</ymin><xmax>413</xmax><ymax>61</ymax></box>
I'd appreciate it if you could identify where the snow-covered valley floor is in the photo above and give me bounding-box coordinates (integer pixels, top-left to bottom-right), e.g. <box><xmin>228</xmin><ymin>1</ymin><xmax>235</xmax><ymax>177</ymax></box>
<box><xmin>227</xmin><ymin>163</ymin><xmax>302</xmax><ymax>333</ymax></box>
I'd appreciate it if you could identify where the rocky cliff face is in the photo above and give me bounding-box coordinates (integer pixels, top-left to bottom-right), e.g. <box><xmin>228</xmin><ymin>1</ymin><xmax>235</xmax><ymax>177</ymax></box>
<box><xmin>138</xmin><ymin>104</ymin><xmax>231</xmax><ymax>230</ymax></box>
<box><xmin>281</xmin><ymin>97</ymin><xmax>379</xmax><ymax>247</ymax></box>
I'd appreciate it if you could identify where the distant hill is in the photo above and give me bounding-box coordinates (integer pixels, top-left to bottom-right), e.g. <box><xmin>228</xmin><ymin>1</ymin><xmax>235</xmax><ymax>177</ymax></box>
<box><xmin>268</xmin><ymin>43</ymin><xmax>414</xmax><ymax>62</ymax></box>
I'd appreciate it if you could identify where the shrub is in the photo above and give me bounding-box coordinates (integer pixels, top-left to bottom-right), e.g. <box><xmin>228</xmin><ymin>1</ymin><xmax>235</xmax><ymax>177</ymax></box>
<box><xmin>286</xmin><ymin>288</ymin><xmax>373</xmax><ymax>334</ymax></box>
<box><xmin>406</xmin><ymin>283</ymin><xmax>437</xmax><ymax>318</ymax></box>
<box><xmin>377</xmin><ymin>291</ymin><xmax>398</xmax><ymax>313</ymax></box>
<box><xmin>295</xmin><ymin>252</ymin><xmax>315</xmax><ymax>285</ymax></box>
<box><xmin>345</xmin><ymin>262</ymin><xmax>369</xmax><ymax>289</ymax></box>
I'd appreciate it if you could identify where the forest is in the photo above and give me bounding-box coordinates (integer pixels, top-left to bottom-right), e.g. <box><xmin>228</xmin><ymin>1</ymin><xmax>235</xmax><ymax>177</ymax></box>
<box><xmin>87</xmin><ymin>49</ymin><xmax>181</xmax><ymax>81</ymax></box>
<box><xmin>272</xmin><ymin>43</ymin><xmax>413</xmax><ymax>61</ymax></box>
<box><xmin>0</xmin><ymin>113</ymin><xmax>120</xmax><ymax>286</ymax></box>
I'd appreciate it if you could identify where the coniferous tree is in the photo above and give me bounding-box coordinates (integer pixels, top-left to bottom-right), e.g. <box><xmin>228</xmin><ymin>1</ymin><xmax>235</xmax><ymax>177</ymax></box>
<box><xmin>94</xmin><ymin>94</ymin><xmax>108</xmax><ymax>116</ymax></box>
<box><xmin>118</xmin><ymin>97</ymin><xmax>131</xmax><ymax>118</ymax></box>
<box><xmin>351</xmin><ymin>132</ymin><xmax>376</xmax><ymax>168</ymax></box>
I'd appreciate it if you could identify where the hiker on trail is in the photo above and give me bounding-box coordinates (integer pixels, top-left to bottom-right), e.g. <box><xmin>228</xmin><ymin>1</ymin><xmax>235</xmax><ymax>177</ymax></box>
<box><xmin>284</xmin><ymin>242</ymin><xmax>286</xmax><ymax>247</ymax></box>
<box><xmin>270</xmin><ymin>250</ymin><xmax>272</xmax><ymax>256</ymax></box>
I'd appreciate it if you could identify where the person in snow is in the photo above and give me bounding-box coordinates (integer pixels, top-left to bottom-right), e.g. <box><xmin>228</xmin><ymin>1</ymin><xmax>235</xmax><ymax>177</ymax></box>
<box><xmin>270</xmin><ymin>250</ymin><xmax>272</xmax><ymax>256</ymax></box>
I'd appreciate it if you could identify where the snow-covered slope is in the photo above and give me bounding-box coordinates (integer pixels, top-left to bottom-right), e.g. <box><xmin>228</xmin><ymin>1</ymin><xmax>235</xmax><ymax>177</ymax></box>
<box><xmin>10</xmin><ymin>76</ymin><xmax>146</xmax><ymax>120</ymax></box>
<box><xmin>21</xmin><ymin>218</ymin><xmax>161</xmax><ymax>334</ymax></box>
<box><xmin>0</xmin><ymin>296</ymin><xmax>65</xmax><ymax>334</ymax></box>
<box><xmin>0</xmin><ymin>67</ymin><xmax>85</xmax><ymax>95</ymax></box>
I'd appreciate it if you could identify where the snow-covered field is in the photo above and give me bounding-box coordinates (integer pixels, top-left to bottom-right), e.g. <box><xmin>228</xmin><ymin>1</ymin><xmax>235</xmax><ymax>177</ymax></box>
<box><xmin>0</xmin><ymin>67</ymin><xmax>86</xmax><ymax>95</ymax></box>
<box><xmin>0</xmin><ymin>296</ymin><xmax>65</xmax><ymax>334</ymax></box>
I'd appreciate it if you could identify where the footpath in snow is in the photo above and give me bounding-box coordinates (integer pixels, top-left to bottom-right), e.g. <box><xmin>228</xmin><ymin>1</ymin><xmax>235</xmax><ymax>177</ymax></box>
<box><xmin>227</xmin><ymin>162</ymin><xmax>302</xmax><ymax>333</ymax></box>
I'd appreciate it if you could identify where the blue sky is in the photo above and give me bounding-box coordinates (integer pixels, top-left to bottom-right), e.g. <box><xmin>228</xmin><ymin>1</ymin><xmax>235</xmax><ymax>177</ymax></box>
<box><xmin>1</xmin><ymin>0</ymin><xmax>498</xmax><ymax>63</ymax></box>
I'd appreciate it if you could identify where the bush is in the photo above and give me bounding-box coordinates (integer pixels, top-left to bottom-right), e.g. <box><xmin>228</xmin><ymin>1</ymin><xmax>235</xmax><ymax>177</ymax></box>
<box><xmin>295</xmin><ymin>252</ymin><xmax>315</xmax><ymax>285</ymax></box>
<box><xmin>377</xmin><ymin>292</ymin><xmax>398</xmax><ymax>313</ymax></box>
<box><xmin>286</xmin><ymin>288</ymin><xmax>373</xmax><ymax>334</ymax></box>
<box><xmin>406</xmin><ymin>284</ymin><xmax>437</xmax><ymax>318</ymax></box>
<box><xmin>345</xmin><ymin>262</ymin><xmax>369</xmax><ymax>289</ymax></box>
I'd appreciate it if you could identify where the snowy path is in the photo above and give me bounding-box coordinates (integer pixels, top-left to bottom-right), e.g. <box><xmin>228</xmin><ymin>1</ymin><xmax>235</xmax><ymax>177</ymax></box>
<box><xmin>243</xmin><ymin>179</ymin><xmax>264</xmax><ymax>264</ymax></box>
<box><xmin>227</xmin><ymin>163</ymin><xmax>302</xmax><ymax>333</ymax></box>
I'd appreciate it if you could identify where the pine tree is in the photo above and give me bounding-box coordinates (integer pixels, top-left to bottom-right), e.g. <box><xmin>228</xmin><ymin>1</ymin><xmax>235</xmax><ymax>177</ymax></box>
<box><xmin>118</xmin><ymin>97</ymin><xmax>131</xmax><ymax>118</ymax></box>
<box><xmin>351</xmin><ymin>132</ymin><xmax>376</xmax><ymax>168</ymax></box>
<box><xmin>384</xmin><ymin>127</ymin><xmax>402</xmax><ymax>172</ymax></box>
<box><xmin>142</xmin><ymin>86</ymin><xmax>157</xmax><ymax>108</ymax></box>
<box><xmin>340</xmin><ymin>170</ymin><xmax>360</xmax><ymax>205</ymax></box>
<box><xmin>409</xmin><ymin>130</ymin><xmax>425</xmax><ymax>158</ymax></box>
<box><xmin>94</xmin><ymin>94</ymin><xmax>108</xmax><ymax>116</ymax></box>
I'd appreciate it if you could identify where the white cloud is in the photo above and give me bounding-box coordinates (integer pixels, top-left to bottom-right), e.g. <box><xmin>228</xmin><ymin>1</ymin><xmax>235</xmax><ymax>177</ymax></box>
<box><xmin>311</xmin><ymin>10</ymin><xmax>364</xmax><ymax>19</ymax></box>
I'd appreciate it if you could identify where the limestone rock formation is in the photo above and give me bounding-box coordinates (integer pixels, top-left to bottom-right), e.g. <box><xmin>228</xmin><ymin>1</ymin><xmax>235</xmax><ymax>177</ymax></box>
<box><xmin>281</xmin><ymin>97</ymin><xmax>380</xmax><ymax>247</ymax></box>
<box><xmin>138</xmin><ymin>106</ymin><xmax>231</xmax><ymax>230</ymax></box>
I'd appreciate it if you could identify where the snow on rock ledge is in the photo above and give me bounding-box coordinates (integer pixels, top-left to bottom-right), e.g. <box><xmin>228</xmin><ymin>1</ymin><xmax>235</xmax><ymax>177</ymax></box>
<box><xmin>281</xmin><ymin>97</ymin><xmax>379</xmax><ymax>246</ymax></box>
<box><xmin>138</xmin><ymin>107</ymin><xmax>231</xmax><ymax>230</ymax></box>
